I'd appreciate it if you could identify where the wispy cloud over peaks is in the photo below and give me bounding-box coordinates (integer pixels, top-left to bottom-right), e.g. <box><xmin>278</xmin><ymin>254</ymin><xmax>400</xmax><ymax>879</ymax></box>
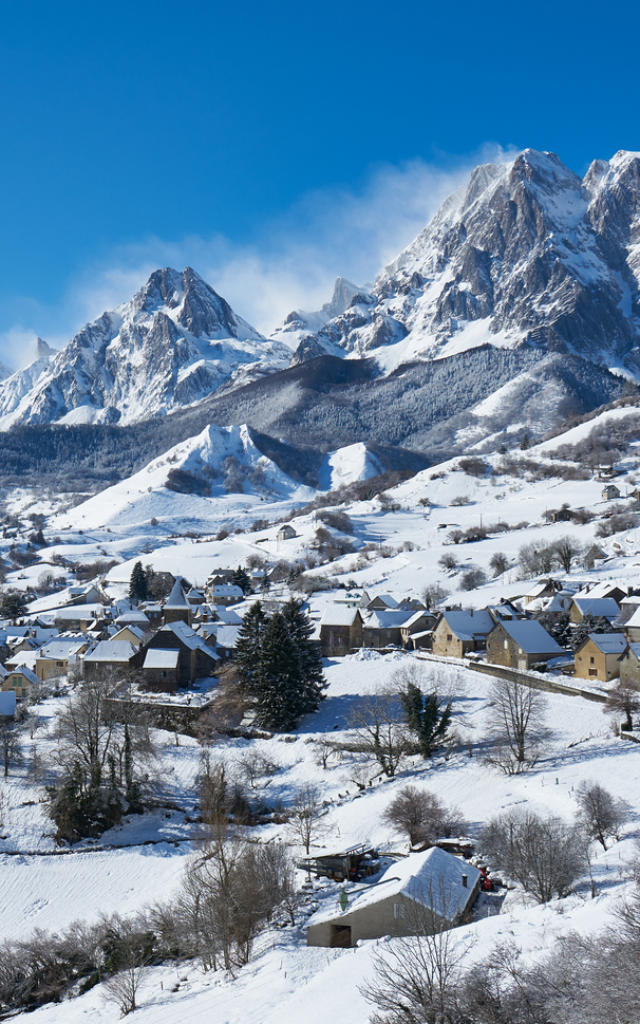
<box><xmin>0</xmin><ymin>144</ymin><xmax>517</xmax><ymax>367</ymax></box>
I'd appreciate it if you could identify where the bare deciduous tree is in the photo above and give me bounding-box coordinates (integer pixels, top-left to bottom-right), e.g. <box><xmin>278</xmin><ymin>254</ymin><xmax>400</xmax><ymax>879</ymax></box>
<box><xmin>383</xmin><ymin>785</ymin><xmax>467</xmax><ymax>848</ymax></box>
<box><xmin>287</xmin><ymin>783</ymin><xmax>327</xmax><ymax>854</ymax></box>
<box><xmin>361</xmin><ymin>898</ymin><xmax>475</xmax><ymax>1024</ymax></box>
<box><xmin>0</xmin><ymin>722</ymin><xmax>21</xmax><ymax>778</ymax></box>
<box><xmin>576</xmin><ymin>781</ymin><xmax>628</xmax><ymax>850</ymax></box>
<box><xmin>604</xmin><ymin>683</ymin><xmax>640</xmax><ymax>732</ymax></box>
<box><xmin>481</xmin><ymin>809</ymin><xmax>587</xmax><ymax>903</ymax></box>
<box><xmin>485</xmin><ymin>678</ymin><xmax>548</xmax><ymax>774</ymax></box>
<box><xmin>349</xmin><ymin>688</ymin><xmax>409</xmax><ymax>778</ymax></box>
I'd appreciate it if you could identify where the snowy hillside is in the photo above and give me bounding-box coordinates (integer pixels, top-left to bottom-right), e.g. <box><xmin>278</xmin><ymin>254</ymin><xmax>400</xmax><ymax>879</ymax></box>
<box><xmin>0</xmin><ymin>268</ymin><xmax>291</xmax><ymax>428</ymax></box>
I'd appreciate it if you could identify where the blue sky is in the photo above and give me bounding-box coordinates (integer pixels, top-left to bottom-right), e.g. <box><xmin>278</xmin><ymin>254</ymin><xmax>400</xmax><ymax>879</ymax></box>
<box><xmin>1</xmin><ymin>0</ymin><xmax>639</xmax><ymax>362</ymax></box>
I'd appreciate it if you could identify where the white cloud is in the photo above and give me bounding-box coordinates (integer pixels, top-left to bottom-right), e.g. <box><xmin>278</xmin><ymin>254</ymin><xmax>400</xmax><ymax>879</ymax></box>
<box><xmin>0</xmin><ymin>144</ymin><xmax>517</xmax><ymax>369</ymax></box>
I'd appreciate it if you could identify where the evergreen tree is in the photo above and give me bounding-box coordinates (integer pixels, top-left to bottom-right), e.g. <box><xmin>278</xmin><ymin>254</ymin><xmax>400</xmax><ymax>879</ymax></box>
<box><xmin>281</xmin><ymin>598</ymin><xmax>326</xmax><ymax>714</ymax></box>
<box><xmin>231</xmin><ymin>565</ymin><xmax>251</xmax><ymax>595</ymax></box>
<box><xmin>254</xmin><ymin>612</ymin><xmax>304</xmax><ymax>730</ymax></box>
<box><xmin>236</xmin><ymin>602</ymin><xmax>268</xmax><ymax>697</ymax></box>
<box><xmin>400</xmin><ymin>682</ymin><xmax>452</xmax><ymax>758</ymax></box>
<box><xmin>128</xmin><ymin>561</ymin><xmax>148</xmax><ymax>602</ymax></box>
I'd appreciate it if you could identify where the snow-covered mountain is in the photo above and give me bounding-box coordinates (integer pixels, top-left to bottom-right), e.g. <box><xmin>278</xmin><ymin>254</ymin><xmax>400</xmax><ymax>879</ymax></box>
<box><xmin>0</xmin><ymin>268</ymin><xmax>291</xmax><ymax>428</ymax></box>
<box><xmin>293</xmin><ymin>149</ymin><xmax>640</xmax><ymax>378</ymax></box>
<box><xmin>271</xmin><ymin>277</ymin><xmax>368</xmax><ymax>352</ymax></box>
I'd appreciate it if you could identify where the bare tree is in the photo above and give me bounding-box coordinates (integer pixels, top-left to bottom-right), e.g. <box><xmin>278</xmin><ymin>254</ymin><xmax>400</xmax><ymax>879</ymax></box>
<box><xmin>481</xmin><ymin>809</ymin><xmax>587</xmax><ymax>903</ymax></box>
<box><xmin>349</xmin><ymin>688</ymin><xmax>409</xmax><ymax>777</ymax></box>
<box><xmin>604</xmin><ymin>683</ymin><xmax>640</xmax><ymax>732</ymax></box>
<box><xmin>361</xmin><ymin>898</ymin><xmax>474</xmax><ymax>1024</ymax></box>
<box><xmin>287</xmin><ymin>783</ymin><xmax>327</xmax><ymax>854</ymax></box>
<box><xmin>0</xmin><ymin>722</ymin><xmax>21</xmax><ymax>778</ymax></box>
<box><xmin>103</xmin><ymin>960</ymin><xmax>150</xmax><ymax>1017</ymax></box>
<box><xmin>552</xmin><ymin>535</ymin><xmax>583</xmax><ymax>572</ymax></box>
<box><xmin>576</xmin><ymin>781</ymin><xmax>628</xmax><ymax>850</ymax></box>
<box><xmin>485</xmin><ymin>678</ymin><xmax>548</xmax><ymax>774</ymax></box>
<box><xmin>383</xmin><ymin>785</ymin><xmax>466</xmax><ymax>848</ymax></box>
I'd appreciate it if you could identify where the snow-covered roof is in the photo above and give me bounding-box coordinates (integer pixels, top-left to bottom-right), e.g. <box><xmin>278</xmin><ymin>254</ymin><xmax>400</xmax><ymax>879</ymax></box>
<box><xmin>401</xmin><ymin>610</ymin><xmax>434</xmax><ymax>629</ymax></box>
<box><xmin>214</xmin><ymin>625</ymin><xmax>241</xmax><ymax>649</ymax></box>
<box><xmin>572</xmin><ymin>597</ymin><xmax>620</xmax><ymax>619</ymax></box>
<box><xmin>497</xmin><ymin>619</ymin><xmax>564</xmax><ymax>655</ymax></box>
<box><xmin>320</xmin><ymin>606</ymin><xmax>361</xmax><ymax>627</ymax></box>
<box><xmin>626</xmin><ymin>642</ymin><xmax>640</xmax><ymax>659</ymax></box>
<box><xmin>157</xmin><ymin>621</ymin><xmax>218</xmax><ymax>657</ymax></box>
<box><xmin>0</xmin><ymin>691</ymin><xmax>16</xmax><ymax>716</ymax></box>
<box><xmin>53</xmin><ymin>604</ymin><xmax>105</xmax><ymax>620</ymax></box>
<box><xmin>111</xmin><ymin>624</ymin><xmax>145</xmax><ymax>642</ymax></box>
<box><xmin>365</xmin><ymin>610</ymin><xmax>415</xmax><ymax>629</ymax></box>
<box><xmin>164</xmin><ymin>578</ymin><xmax>190</xmax><ymax>609</ymax></box>
<box><xmin>210</xmin><ymin>584</ymin><xmax>244</xmax><ymax>598</ymax></box>
<box><xmin>143</xmin><ymin>648</ymin><xmax>180</xmax><ymax>670</ymax></box>
<box><xmin>38</xmin><ymin>639</ymin><xmax>87</xmax><ymax>660</ymax></box>
<box><xmin>439</xmin><ymin>609</ymin><xmax>494</xmax><ymax>640</ymax></box>
<box><xmin>115</xmin><ymin>611</ymin><xmax>150</xmax><ymax>626</ymax></box>
<box><xmin>5</xmin><ymin>664</ymin><xmax>39</xmax><ymax>684</ymax></box>
<box><xmin>367</xmin><ymin>594</ymin><xmax>399</xmax><ymax>608</ymax></box>
<box><xmin>525</xmin><ymin>579</ymin><xmax>560</xmax><ymax>599</ymax></box>
<box><xmin>576</xmin><ymin>581</ymin><xmax>627</xmax><ymax>600</ymax></box>
<box><xmin>84</xmin><ymin>640</ymin><xmax>136</xmax><ymax>664</ymax></box>
<box><xmin>586</xmin><ymin>633</ymin><xmax>628</xmax><ymax>655</ymax></box>
<box><xmin>212</xmin><ymin>606</ymin><xmax>242</xmax><ymax>625</ymax></box>
<box><xmin>313</xmin><ymin>848</ymin><xmax>481</xmax><ymax>925</ymax></box>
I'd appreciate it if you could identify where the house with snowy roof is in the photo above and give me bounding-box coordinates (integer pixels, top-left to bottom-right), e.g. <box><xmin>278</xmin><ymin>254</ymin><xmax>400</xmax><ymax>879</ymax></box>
<box><xmin>362</xmin><ymin>609</ymin><xmax>416</xmax><ymax>649</ymax></box>
<box><xmin>140</xmin><ymin>621</ymin><xmax>219</xmax><ymax>690</ymax></box>
<box><xmin>305</xmin><ymin>847</ymin><xmax>482</xmax><ymax>948</ymax></box>
<box><xmin>83</xmin><ymin>640</ymin><xmax>139</xmax><ymax>681</ymax></box>
<box><xmin>319</xmin><ymin>606</ymin><xmax>364</xmax><ymax>657</ymax></box>
<box><xmin>2</xmin><ymin>664</ymin><xmax>39</xmax><ymax>700</ymax></box>
<box><xmin>574</xmin><ymin>633</ymin><xmax>627</xmax><ymax>683</ymax></box>
<box><xmin>486</xmin><ymin>618</ymin><xmax>565</xmax><ymax>670</ymax></box>
<box><xmin>35</xmin><ymin>637</ymin><xmax>90</xmax><ymax>680</ymax></box>
<box><xmin>569</xmin><ymin>597</ymin><xmax>621</xmax><ymax>625</ymax></box>
<box><xmin>523</xmin><ymin>579</ymin><xmax>563</xmax><ymax>607</ymax></box>
<box><xmin>432</xmin><ymin>609</ymin><xmax>495</xmax><ymax>658</ymax></box>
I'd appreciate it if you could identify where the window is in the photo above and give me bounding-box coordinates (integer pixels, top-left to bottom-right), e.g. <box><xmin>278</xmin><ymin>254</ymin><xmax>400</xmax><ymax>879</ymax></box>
<box><xmin>446</xmin><ymin>633</ymin><xmax>452</xmax><ymax>641</ymax></box>
<box><xmin>590</xmin><ymin>656</ymin><xmax>595</xmax><ymax>665</ymax></box>
<box><xmin>589</xmin><ymin>669</ymin><xmax>597</xmax><ymax>677</ymax></box>
<box><xmin>393</xmin><ymin>903</ymin><xmax>405</xmax><ymax>919</ymax></box>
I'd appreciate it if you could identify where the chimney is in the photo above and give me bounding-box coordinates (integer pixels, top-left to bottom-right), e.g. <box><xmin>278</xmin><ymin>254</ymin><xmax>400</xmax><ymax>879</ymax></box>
<box><xmin>461</xmin><ymin>874</ymin><xmax>468</xmax><ymax>888</ymax></box>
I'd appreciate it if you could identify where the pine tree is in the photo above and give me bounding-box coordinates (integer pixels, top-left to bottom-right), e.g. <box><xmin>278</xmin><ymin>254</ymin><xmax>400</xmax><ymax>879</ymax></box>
<box><xmin>400</xmin><ymin>682</ymin><xmax>452</xmax><ymax>757</ymax></box>
<box><xmin>128</xmin><ymin>561</ymin><xmax>148</xmax><ymax>602</ymax></box>
<box><xmin>231</xmin><ymin>565</ymin><xmax>251</xmax><ymax>595</ymax></box>
<box><xmin>236</xmin><ymin>602</ymin><xmax>268</xmax><ymax>697</ymax></box>
<box><xmin>281</xmin><ymin>598</ymin><xmax>326</xmax><ymax>714</ymax></box>
<box><xmin>254</xmin><ymin>612</ymin><xmax>303</xmax><ymax>730</ymax></box>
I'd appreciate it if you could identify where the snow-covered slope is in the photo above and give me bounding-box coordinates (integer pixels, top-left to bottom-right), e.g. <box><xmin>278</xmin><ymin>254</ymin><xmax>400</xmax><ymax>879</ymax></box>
<box><xmin>318</xmin><ymin>442</ymin><xmax>384</xmax><ymax>491</ymax></box>
<box><xmin>295</xmin><ymin>149</ymin><xmax>640</xmax><ymax>379</ymax></box>
<box><xmin>0</xmin><ymin>269</ymin><xmax>291</xmax><ymax>428</ymax></box>
<box><xmin>52</xmin><ymin>422</ymin><xmax>314</xmax><ymax>532</ymax></box>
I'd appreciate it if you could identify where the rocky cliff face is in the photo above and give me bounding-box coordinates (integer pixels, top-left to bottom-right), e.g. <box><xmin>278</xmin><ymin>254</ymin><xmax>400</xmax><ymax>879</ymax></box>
<box><xmin>0</xmin><ymin>268</ymin><xmax>291</xmax><ymax>427</ymax></box>
<box><xmin>292</xmin><ymin>149</ymin><xmax>640</xmax><ymax>376</ymax></box>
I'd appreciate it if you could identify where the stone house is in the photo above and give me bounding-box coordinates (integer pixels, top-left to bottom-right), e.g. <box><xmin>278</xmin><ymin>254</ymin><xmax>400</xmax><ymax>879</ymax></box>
<box><xmin>523</xmin><ymin>579</ymin><xmax>563</xmax><ymax>607</ymax></box>
<box><xmin>276</xmin><ymin>524</ymin><xmax>297</xmax><ymax>541</ymax></box>
<box><xmin>140</xmin><ymin>621</ymin><xmax>219</xmax><ymax>691</ymax></box>
<box><xmin>83</xmin><ymin>640</ymin><xmax>139</xmax><ymax>682</ymax></box>
<box><xmin>400</xmin><ymin>611</ymin><xmax>437</xmax><ymax>648</ymax></box>
<box><xmin>35</xmin><ymin>638</ymin><xmax>90</xmax><ymax>680</ymax></box>
<box><xmin>306</xmin><ymin>847</ymin><xmax>481</xmax><ymax>948</ymax></box>
<box><xmin>602</xmin><ymin>484</ymin><xmax>621</xmax><ymax>500</ymax></box>
<box><xmin>209</xmin><ymin>584</ymin><xmax>244</xmax><ymax>606</ymax></box>
<box><xmin>431</xmin><ymin>610</ymin><xmax>495</xmax><ymax>658</ymax></box>
<box><xmin>619</xmin><ymin>643</ymin><xmax>640</xmax><ymax>689</ymax></box>
<box><xmin>362</xmin><ymin>610</ymin><xmax>411</xmax><ymax>649</ymax></box>
<box><xmin>319</xmin><ymin>606</ymin><xmax>364</xmax><ymax>657</ymax></box>
<box><xmin>569</xmin><ymin>597</ymin><xmax>621</xmax><ymax>624</ymax></box>
<box><xmin>486</xmin><ymin>619</ymin><xmax>564</xmax><ymax>670</ymax></box>
<box><xmin>53</xmin><ymin>604</ymin><xmax>107</xmax><ymax>631</ymax></box>
<box><xmin>622</xmin><ymin>606</ymin><xmax>640</xmax><ymax>642</ymax></box>
<box><xmin>574</xmin><ymin>633</ymin><xmax>627</xmax><ymax>682</ymax></box>
<box><xmin>1</xmin><ymin>665</ymin><xmax>39</xmax><ymax>700</ymax></box>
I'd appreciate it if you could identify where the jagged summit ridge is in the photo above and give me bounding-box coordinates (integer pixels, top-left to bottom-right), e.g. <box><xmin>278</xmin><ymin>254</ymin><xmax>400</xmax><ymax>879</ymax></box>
<box><xmin>294</xmin><ymin>148</ymin><xmax>640</xmax><ymax>376</ymax></box>
<box><xmin>0</xmin><ymin>268</ymin><xmax>290</xmax><ymax>428</ymax></box>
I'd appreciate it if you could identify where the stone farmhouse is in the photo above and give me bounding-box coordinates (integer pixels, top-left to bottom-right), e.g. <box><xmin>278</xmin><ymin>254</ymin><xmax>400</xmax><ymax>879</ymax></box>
<box><xmin>485</xmin><ymin>619</ymin><xmax>564</xmax><ymax>671</ymax></box>
<box><xmin>574</xmin><ymin>633</ymin><xmax>628</xmax><ymax>682</ymax></box>
<box><xmin>431</xmin><ymin>609</ymin><xmax>495</xmax><ymax>658</ymax></box>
